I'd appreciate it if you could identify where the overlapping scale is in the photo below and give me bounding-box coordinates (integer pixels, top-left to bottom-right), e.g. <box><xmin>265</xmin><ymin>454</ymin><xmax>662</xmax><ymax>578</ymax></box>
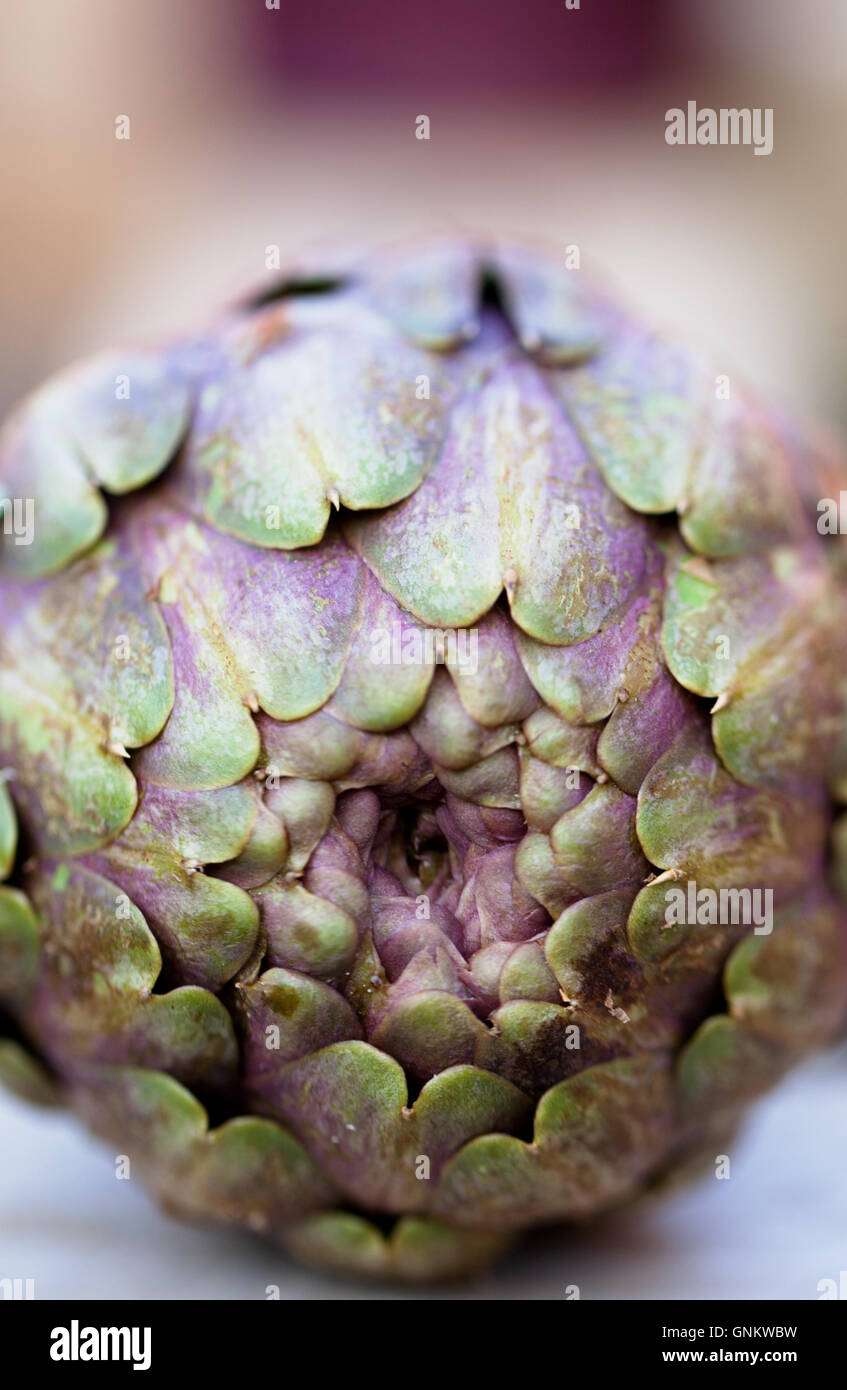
<box><xmin>0</xmin><ymin>352</ymin><xmax>190</xmax><ymax>578</ymax></box>
<box><xmin>1</xmin><ymin>236</ymin><xmax>846</xmax><ymax>1283</ymax></box>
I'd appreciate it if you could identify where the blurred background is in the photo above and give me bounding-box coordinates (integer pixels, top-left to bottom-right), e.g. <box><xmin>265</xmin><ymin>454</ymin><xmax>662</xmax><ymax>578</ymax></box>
<box><xmin>0</xmin><ymin>0</ymin><xmax>845</xmax><ymax>1300</ymax></box>
<box><xmin>1</xmin><ymin>0</ymin><xmax>846</xmax><ymax>428</ymax></box>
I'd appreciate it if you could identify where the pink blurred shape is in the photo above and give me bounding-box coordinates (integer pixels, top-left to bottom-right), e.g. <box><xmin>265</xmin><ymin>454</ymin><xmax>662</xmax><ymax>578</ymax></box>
<box><xmin>246</xmin><ymin>0</ymin><xmax>675</xmax><ymax>93</ymax></box>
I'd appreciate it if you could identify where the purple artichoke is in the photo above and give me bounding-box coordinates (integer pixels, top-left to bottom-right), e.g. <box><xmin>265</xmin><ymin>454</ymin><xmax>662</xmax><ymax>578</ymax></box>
<box><xmin>1</xmin><ymin>239</ymin><xmax>846</xmax><ymax>1281</ymax></box>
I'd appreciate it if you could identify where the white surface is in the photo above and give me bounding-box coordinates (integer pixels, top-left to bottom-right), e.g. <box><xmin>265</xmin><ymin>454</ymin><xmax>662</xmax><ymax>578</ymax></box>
<box><xmin>1</xmin><ymin>1043</ymin><xmax>845</xmax><ymax>1301</ymax></box>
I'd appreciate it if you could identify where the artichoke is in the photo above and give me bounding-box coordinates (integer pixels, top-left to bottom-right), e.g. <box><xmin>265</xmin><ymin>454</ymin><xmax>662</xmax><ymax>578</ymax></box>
<box><xmin>1</xmin><ymin>239</ymin><xmax>846</xmax><ymax>1283</ymax></box>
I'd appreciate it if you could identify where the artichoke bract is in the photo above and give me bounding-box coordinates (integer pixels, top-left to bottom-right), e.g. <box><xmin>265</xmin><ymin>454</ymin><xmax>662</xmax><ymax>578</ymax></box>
<box><xmin>1</xmin><ymin>239</ymin><xmax>846</xmax><ymax>1282</ymax></box>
